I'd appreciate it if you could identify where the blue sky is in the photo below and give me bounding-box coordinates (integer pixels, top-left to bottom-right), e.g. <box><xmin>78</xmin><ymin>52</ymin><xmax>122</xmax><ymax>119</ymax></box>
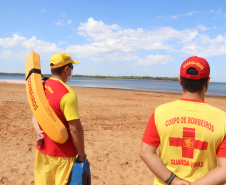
<box><xmin>0</xmin><ymin>0</ymin><xmax>226</xmax><ymax>82</ymax></box>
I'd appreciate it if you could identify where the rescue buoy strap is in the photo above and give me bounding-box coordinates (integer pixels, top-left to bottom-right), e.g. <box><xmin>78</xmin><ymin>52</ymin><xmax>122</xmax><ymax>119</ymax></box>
<box><xmin>26</xmin><ymin>68</ymin><xmax>41</xmax><ymax>81</ymax></box>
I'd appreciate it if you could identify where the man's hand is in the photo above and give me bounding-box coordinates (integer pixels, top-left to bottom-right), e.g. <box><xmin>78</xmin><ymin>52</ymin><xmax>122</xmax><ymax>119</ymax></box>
<box><xmin>190</xmin><ymin>157</ymin><xmax>226</xmax><ymax>185</ymax></box>
<box><xmin>171</xmin><ymin>177</ymin><xmax>190</xmax><ymax>185</ymax></box>
<box><xmin>140</xmin><ymin>142</ymin><xmax>191</xmax><ymax>185</ymax></box>
<box><xmin>77</xmin><ymin>154</ymin><xmax>86</xmax><ymax>163</ymax></box>
<box><xmin>36</xmin><ymin>130</ymin><xmax>44</xmax><ymax>146</ymax></box>
<box><xmin>32</xmin><ymin>115</ymin><xmax>44</xmax><ymax>146</ymax></box>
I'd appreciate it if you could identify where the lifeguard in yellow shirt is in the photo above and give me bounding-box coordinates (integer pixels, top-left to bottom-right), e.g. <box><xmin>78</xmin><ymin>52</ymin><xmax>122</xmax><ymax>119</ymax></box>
<box><xmin>140</xmin><ymin>56</ymin><xmax>226</xmax><ymax>185</ymax></box>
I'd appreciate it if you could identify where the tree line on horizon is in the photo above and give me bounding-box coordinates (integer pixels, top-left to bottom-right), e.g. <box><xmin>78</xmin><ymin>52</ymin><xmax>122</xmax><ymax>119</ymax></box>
<box><xmin>0</xmin><ymin>72</ymin><xmax>178</xmax><ymax>81</ymax></box>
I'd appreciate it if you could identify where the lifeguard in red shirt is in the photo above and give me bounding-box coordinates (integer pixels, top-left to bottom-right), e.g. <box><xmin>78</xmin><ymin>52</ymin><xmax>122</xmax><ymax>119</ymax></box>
<box><xmin>32</xmin><ymin>53</ymin><xmax>86</xmax><ymax>185</ymax></box>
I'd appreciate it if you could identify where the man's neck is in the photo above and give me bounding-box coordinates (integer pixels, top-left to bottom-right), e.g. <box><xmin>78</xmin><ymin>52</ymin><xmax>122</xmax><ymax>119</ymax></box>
<box><xmin>51</xmin><ymin>74</ymin><xmax>66</xmax><ymax>83</ymax></box>
<box><xmin>182</xmin><ymin>91</ymin><xmax>205</xmax><ymax>101</ymax></box>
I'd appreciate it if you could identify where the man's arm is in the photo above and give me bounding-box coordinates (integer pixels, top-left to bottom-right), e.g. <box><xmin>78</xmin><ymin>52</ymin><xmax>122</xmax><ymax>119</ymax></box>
<box><xmin>69</xmin><ymin>119</ymin><xmax>86</xmax><ymax>162</ymax></box>
<box><xmin>140</xmin><ymin>142</ymin><xmax>190</xmax><ymax>185</ymax></box>
<box><xmin>32</xmin><ymin>115</ymin><xmax>41</xmax><ymax>133</ymax></box>
<box><xmin>31</xmin><ymin>115</ymin><xmax>44</xmax><ymax>146</ymax></box>
<box><xmin>191</xmin><ymin>157</ymin><xmax>226</xmax><ymax>185</ymax></box>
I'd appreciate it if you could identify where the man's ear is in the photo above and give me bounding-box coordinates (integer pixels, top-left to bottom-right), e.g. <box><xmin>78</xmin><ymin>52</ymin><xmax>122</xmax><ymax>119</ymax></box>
<box><xmin>178</xmin><ymin>76</ymin><xmax>182</xmax><ymax>86</ymax></box>
<box><xmin>206</xmin><ymin>77</ymin><xmax>210</xmax><ymax>89</ymax></box>
<box><xmin>63</xmin><ymin>66</ymin><xmax>70</xmax><ymax>74</ymax></box>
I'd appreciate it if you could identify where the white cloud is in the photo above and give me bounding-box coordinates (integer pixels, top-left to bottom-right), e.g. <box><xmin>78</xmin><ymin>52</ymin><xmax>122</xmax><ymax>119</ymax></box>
<box><xmin>0</xmin><ymin>34</ymin><xmax>26</xmax><ymax>48</ymax></box>
<box><xmin>0</xmin><ymin>34</ymin><xmax>61</xmax><ymax>61</ymax></box>
<box><xmin>55</xmin><ymin>14</ymin><xmax>72</xmax><ymax>26</ymax></box>
<box><xmin>1</xmin><ymin>50</ymin><xmax>27</xmax><ymax>62</ymax></box>
<box><xmin>22</xmin><ymin>36</ymin><xmax>60</xmax><ymax>54</ymax></box>
<box><xmin>135</xmin><ymin>55</ymin><xmax>175</xmax><ymax>66</ymax></box>
<box><xmin>1</xmin><ymin>50</ymin><xmax>13</xmax><ymax>58</ymax></box>
<box><xmin>71</xmin><ymin>18</ymin><xmax>200</xmax><ymax>62</ymax></box>
<box><xmin>209</xmin><ymin>8</ymin><xmax>225</xmax><ymax>19</ymax></box>
<box><xmin>211</xmin><ymin>8</ymin><xmax>222</xmax><ymax>15</ymax></box>
<box><xmin>66</xmin><ymin>44</ymin><xmax>138</xmax><ymax>62</ymax></box>
<box><xmin>184</xmin><ymin>12</ymin><xmax>195</xmax><ymax>16</ymax></box>
<box><xmin>197</xmin><ymin>25</ymin><xmax>209</xmax><ymax>31</ymax></box>
<box><xmin>1</xmin><ymin>18</ymin><xmax>226</xmax><ymax>66</ymax></box>
<box><xmin>78</xmin><ymin>18</ymin><xmax>120</xmax><ymax>41</ymax></box>
<box><xmin>181</xmin><ymin>33</ymin><xmax>226</xmax><ymax>57</ymax></box>
<box><xmin>170</xmin><ymin>15</ymin><xmax>178</xmax><ymax>19</ymax></box>
<box><xmin>58</xmin><ymin>41</ymin><xmax>68</xmax><ymax>45</ymax></box>
<box><xmin>66</xmin><ymin>17</ymin><xmax>226</xmax><ymax>63</ymax></box>
<box><xmin>55</xmin><ymin>19</ymin><xmax>72</xmax><ymax>26</ymax></box>
<box><xmin>55</xmin><ymin>20</ymin><xmax>64</xmax><ymax>26</ymax></box>
<box><xmin>160</xmin><ymin>11</ymin><xmax>198</xmax><ymax>20</ymax></box>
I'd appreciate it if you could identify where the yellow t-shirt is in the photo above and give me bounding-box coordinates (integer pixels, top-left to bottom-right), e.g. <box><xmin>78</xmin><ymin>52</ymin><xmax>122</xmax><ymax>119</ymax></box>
<box><xmin>142</xmin><ymin>98</ymin><xmax>226</xmax><ymax>184</ymax></box>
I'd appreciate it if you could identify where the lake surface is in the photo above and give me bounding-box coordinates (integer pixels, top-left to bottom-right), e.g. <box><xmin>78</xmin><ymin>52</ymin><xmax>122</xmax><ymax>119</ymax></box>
<box><xmin>0</xmin><ymin>75</ymin><xmax>225</xmax><ymax>96</ymax></box>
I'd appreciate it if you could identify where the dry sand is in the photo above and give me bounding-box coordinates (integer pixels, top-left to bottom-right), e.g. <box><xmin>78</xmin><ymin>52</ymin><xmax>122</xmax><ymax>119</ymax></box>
<box><xmin>0</xmin><ymin>82</ymin><xmax>226</xmax><ymax>185</ymax></box>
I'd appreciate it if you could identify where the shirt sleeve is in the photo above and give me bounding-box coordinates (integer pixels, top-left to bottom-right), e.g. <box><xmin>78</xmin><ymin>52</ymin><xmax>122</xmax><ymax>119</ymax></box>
<box><xmin>142</xmin><ymin>110</ymin><xmax>160</xmax><ymax>147</ymax></box>
<box><xmin>217</xmin><ymin>136</ymin><xmax>226</xmax><ymax>157</ymax></box>
<box><xmin>60</xmin><ymin>92</ymin><xmax>80</xmax><ymax>121</ymax></box>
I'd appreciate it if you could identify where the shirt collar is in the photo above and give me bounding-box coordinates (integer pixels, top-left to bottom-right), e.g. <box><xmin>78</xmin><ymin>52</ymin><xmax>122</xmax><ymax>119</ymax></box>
<box><xmin>180</xmin><ymin>98</ymin><xmax>205</xmax><ymax>103</ymax></box>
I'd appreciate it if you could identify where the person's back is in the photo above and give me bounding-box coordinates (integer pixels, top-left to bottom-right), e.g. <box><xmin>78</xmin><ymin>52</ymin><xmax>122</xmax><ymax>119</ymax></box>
<box><xmin>140</xmin><ymin>56</ymin><xmax>226</xmax><ymax>185</ymax></box>
<box><xmin>148</xmin><ymin>99</ymin><xmax>226</xmax><ymax>183</ymax></box>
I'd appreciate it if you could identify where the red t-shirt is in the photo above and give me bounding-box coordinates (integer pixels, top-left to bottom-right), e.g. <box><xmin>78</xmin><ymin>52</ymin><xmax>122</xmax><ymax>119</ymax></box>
<box><xmin>36</xmin><ymin>78</ymin><xmax>80</xmax><ymax>157</ymax></box>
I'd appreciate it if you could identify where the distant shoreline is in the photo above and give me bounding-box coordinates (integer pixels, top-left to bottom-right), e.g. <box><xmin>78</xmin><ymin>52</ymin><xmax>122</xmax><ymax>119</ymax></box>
<box><xmin>0</xmin><ymin>81</ymin><xmax>225</xmax><ymax>100</ymax></box>
<box><xmin>0</xmin><ymin>72</ymin><xmax>178</xmax><ymax>81</ymax></box>
<box><xmin>1</xmin><ymin>73</ymin><xmax>225</xmax><ymax>97</ymax></box>
<box><xmin>0</xmin><ymin>80</ymin><xmax>25</xmax><ymax>84</ymax></box>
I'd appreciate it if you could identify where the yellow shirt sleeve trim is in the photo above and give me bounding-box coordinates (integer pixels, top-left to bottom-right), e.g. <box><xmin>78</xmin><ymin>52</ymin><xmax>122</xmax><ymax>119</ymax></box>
<box><xmin>60</xmin><ymin>89</ymin><xmax>80</xmax><ymax>121</ymax></box>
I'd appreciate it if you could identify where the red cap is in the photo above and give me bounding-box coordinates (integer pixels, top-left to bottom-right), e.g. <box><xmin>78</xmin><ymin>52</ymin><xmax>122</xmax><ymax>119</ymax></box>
<box><xmin>180</xmin><ymin>56</ymin><xmax>210</xmax><ymax>79</ymax></box>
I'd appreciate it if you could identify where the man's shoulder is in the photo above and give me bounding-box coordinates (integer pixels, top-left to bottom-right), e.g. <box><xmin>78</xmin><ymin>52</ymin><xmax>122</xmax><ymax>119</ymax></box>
<box><xmin>156</xmin><ymin>100</ymin><xmax>180</xmax><ymax>110</ymax></box>
<box><xmin>62</xmin><ymin>84</ymin><xmax>77</xmax><ymax>97</ymax></box>
<box><xmin>45</xmin><ymin>78</ymin><xmax>75</xmax><ymax>98</ymax></box>
<box><xmin>203</xmin><ymin>103</ymin><xmax>226</xmax><ymax>116</ymax></box>
<box><xmin>48</xmin><ymin>78</ymin><xmax>74</xmax><ymax>92</ymax></box>
<box><xmin>155</xmin><ymin>99</ymin><xmax>226</xmax><ymax>118</ymax></box>
<box><xmin>61</xmin><ymin>85</ymin><xmax>78</xmax><ymax>104</ymax></box>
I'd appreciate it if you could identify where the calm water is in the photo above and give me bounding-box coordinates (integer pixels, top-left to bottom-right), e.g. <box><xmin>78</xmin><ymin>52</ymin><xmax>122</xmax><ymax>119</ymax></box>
<box><xmin>0</xmin><ymin>75</ymin><xmax>225</xmax><ymax>96</ymax></box>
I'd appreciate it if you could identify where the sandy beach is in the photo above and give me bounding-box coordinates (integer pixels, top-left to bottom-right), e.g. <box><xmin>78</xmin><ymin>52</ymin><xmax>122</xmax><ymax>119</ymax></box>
<box><xmin>0</xmin><ymin>81</ymin><xmax>226</xmax><ymax>185</ymax></box>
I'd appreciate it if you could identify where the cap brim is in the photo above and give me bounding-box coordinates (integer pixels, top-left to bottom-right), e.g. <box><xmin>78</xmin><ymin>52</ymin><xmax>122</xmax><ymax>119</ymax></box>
<box><xmin>72</xmin><ymin>60</ymin><xmax>80</xmax><ymax>65</ymax></box>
